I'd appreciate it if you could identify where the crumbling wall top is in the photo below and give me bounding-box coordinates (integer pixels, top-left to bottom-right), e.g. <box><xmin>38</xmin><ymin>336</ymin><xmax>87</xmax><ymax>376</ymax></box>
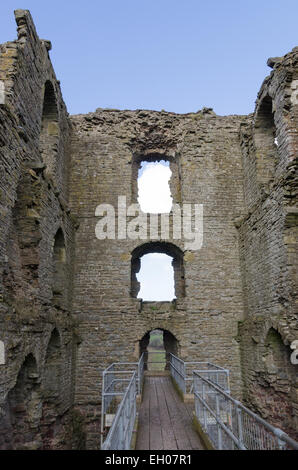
<box><xmin>14</xmin><ymin>9</ymin><xmax>39</xmax><ymax>44</ymax></box>
<box><xmin>14</xmin><ymin>9</ymin><xmax>52</xmax><ymax>51</ymax></box>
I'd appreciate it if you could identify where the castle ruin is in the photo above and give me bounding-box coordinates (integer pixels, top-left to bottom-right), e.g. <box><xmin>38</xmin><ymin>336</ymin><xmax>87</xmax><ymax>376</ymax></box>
<box><xmin>0</xmin><ymin>10</ymin><xmax>297</xmax><ymax>449</ymax></box>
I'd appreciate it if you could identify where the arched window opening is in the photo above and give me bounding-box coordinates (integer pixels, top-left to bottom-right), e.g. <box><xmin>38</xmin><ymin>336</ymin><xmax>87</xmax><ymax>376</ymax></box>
<box><xmin>2</xmin><ymin>172</ymin><xmax>41</xmax><ymax>302</ymax></box>
<box><xmin>43</xmin><ymin>329</ymin><xmax>61</xmax><ymax>402</ymax></box>
<box><xmin>42</xmin><ymin>81</ymin><xmax>58</xmax><ymax>121</ymax></box>
<box><xmin>260</xmin><ymin>328</ymin><xmax>297</xmax><ymax>439</ymax></box>
<box><xmin>137</xmin><ymin>253</ymin><xmax>175</xmax><ymax>301</ymax></box>
<box><xmin>39</xmin><ymin>81</ymin><xmax>59</xmax><ymax>176</ymax></box>
<box><xmin>131</xmin><ymin>242</ymin><xmax>185</xmax><ymax>301</ymax></box>
<box><xmin>0</xmin><ymin>354</ymin><xmax>41</xmax><ymax>449</ymax></box>
<box><xmin>263</xmin><ymin>328</ymin><xmax>293</xmax><ymax>377</ymax></box>
<box><xmin>140</xmin><ymin>329</ymin><xmax>178</xmax><ymax>371</ymax></box>
<box><xmin>254</xmin><ymin>95</ymin><xmax>278</xmax><ymax>187</ymax></box>
<box><xmin>138</xmin><ymin>160</ymin><xmax>172</xmax><ymax>213</ymax></box>
<box><xmin>40</xmin><ymin>329</ymin><xmax>63</xmax><ymax>449</ymax></box>
<box><xmin>52</xmin><ymin>228</ymin><xmax>67</xmax><ymax>307</ymax></box>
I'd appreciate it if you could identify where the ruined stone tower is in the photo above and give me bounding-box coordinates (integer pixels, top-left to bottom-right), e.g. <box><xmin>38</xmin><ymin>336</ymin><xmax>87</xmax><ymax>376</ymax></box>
<box><xmin>0</xmin><ymin>10</ymin><xmax>297</xmax><ymax>449</ymax></box>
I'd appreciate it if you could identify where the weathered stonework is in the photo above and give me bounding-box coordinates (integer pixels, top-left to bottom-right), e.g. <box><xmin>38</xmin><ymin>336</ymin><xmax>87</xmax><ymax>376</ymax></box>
<box><xmin>238</xmin><ymin>48</ymin><xmax>298</xmax><ymax>439</ymax></box>
<box><xmin>68</xmin><ymin>107</ymin><xmax>247</xmax><ymax>447</ymax></box>
<box><xmin>0</xmin><ymin>10</ymin><xmax>78</xmax><ymax>449</ymax></box>
<box><xmin>0</xmin><ymin>10</ymin><xmax>297</xmax><ymax>449</ymax></box>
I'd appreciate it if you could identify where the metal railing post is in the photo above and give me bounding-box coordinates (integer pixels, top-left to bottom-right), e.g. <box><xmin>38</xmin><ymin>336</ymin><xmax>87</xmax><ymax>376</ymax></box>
<box><xmin>226</xmin><ymin>370</ymin><xmax>230</xmax><ymax>394</ymax></box>
<box><xmin>100</xmin><ymin>369</ymin><xmax>105</xmax><ymax>448</ymax></box>
<box><xmin>275</xmin><ymin>429</ymin><xmax>287</xmax><ymax>450</ymax></box>
<box><xmin>202</xmin><ymin>382</ymin><xmax>207</xmax><ymax>430</ymax></box>
<box><xmin>182</xmin><ymin>360</ymin><xmax>186</xmax><ymax>394</ymax></box>
<box><xmin>121</xmin><ymin>407</ymin><xmax>125</xmax><ymax>449</ymax></box>
<box><xmin>137</xmin><ymin>353</ymin><xmax>143</xmax><ymax>395</ymax></box>
<box><xmin>216</xmin><ymin>393</ymin><xmax>223</xmax><ymax>449</ymax></box>
<box><xmin>235</xmin><ymin>401</ymin><xmax>244</xmax><ymax>449</ymax></box>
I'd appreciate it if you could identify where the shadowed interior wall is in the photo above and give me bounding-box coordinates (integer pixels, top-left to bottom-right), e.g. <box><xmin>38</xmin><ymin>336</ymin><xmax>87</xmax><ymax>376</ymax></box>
<box><xmin>0</xmin><ymin>10</ymin><xmax>77</xmax><ymax>450</ymax></box>
<box><xmin>238</xmin><ymin>51</ymin><xmax>298</xmax><ymax>438</ymax></box>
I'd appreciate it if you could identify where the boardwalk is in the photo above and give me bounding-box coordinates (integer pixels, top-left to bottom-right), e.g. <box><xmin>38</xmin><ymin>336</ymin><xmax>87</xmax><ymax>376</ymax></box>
<box><xmin>135</xmin><ymin>375</ymin><xmax>205</xmax><ymax>450</ymax></box>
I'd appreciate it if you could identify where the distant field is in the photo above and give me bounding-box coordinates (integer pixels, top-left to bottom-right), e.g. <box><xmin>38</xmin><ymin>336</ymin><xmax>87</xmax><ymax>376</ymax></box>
<box><xmin>149</xmin><ymin>330</ymin><xmax>163</xmax><ymax>348</ymax></box>
<box><xmin>147</xmin><ymin>330</ymin><xmax>166</xmax><ymax>370</ymax></box>
<box><xmin>147</xmin><ymin>347</ymin><xmax>166</xmax><ymax>371</ymax></box>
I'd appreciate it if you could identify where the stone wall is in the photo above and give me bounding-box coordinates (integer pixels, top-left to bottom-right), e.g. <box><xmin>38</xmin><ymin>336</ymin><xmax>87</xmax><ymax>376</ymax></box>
<box><xmin>0</xmin><ymin>10</ymin><xmax>79</xmax><ymax>449</ymax></box>
<box><xmin>238</xmin><ymin>48</ymin><xmax>298</xmax><ymax>439</ymax></box>
<box><xmin>68</xmin><ymin>107</ymin><xmax>247</xmax><ymax>448</ymax></box>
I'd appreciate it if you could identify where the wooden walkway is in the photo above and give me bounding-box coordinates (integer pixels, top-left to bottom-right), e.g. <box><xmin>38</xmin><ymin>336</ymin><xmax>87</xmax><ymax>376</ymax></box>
<box><xmin>135</xmin><ymin>375</ymin><xmax>205</xmax><ymax>450</ymax></box>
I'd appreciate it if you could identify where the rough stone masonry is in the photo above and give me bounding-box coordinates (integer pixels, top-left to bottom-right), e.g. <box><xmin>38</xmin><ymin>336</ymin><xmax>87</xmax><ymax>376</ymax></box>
<box><xmin>0</xmin><ymin>10</ymin><xmax>297</xmax><ymax>449</ymax></box>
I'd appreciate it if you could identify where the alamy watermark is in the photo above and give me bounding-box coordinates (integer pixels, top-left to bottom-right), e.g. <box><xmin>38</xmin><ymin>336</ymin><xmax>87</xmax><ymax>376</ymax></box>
<box><xmin>95</xmin><ymin>196</ymin><xmax>203</xmax><ymax>251</ymax></box>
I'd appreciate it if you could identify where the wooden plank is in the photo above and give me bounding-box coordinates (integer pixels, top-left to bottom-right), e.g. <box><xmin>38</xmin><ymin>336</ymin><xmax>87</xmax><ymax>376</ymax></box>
<box><xmin>166</xmin><ymin>378</ymin><xmax>204</xmax><ymax>450</ymax></box>
<box><xmin>155</xmin><ymin>377</ymin><xmax>178</xmax><ymax>449</ymax></box>
<box><xmin>149</xmin><ymin>378</ymin><xmax>164</xmax><ymax>449</ymax></box>
<box><xmin>135</xmin><ymin>376</ymin><xmax>150</xmax><ymax>450</ymax></box>
<box><xmin>136</xmin><ymin>375</ymin><xmax>205</xmax><ymax>450</ymax></box>
<box><xmin>160</xmin><ymin>377</ymin><xmax>193</xmax><ymax>450</ymax></box>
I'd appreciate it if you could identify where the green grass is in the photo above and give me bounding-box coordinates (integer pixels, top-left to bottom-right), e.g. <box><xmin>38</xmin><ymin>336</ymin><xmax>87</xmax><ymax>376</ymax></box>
<box><xmin>147</xmin><ymin>347</ymin><xmax>166</xmax><ymax>371</ymax></box>
<box><xmin>146</xmin><ymin>330</ymin><xmax>166</xmax><ymax>370</ymax></box>
<box><xmin>149</xmin><ymin>330</ymin><xmax>164</xmax><ymax>349</ymax></box>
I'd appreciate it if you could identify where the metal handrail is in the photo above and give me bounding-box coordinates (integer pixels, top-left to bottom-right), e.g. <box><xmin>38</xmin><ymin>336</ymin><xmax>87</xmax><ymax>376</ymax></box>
<box><xmin>137</xmin><ymin>352</ymin><xmax>145</xmax><ymax>394</ymax></box>
<box><xmin>100</xmin><ymin>353</ymin><xmax>144</xmax><ymax>447</ymax></box>
<box><xmin>100</xmin><ymin>353</ymin><xmax>298</xmax><ymax>451</ymax></box>
<box><xmin>169</xmin><ymin>353</ymin><xmax>230</xmax><ymax>395</ymax></box>
<box><xmin>193</xmin><ymin>371</ymin><xmax>298</xmax><ymax>450</ymax></box>
<box><xmin>101</xmin><ymin>372</ymin><xmax>137</xmax><ymax>450</ymax></box>
<box><xmin>194</xmin><ymin>389</ymin><xmax>247</xmax><ymax>449</ymax></box>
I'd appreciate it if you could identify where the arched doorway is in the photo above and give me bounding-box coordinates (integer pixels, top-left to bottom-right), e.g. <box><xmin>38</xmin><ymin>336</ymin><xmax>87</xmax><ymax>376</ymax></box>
<box><xmin>254</xmin><ymin>94</ymin><xmax>278</xmax><ymax>187</ymax></box>
<box><xmin>52</xmin><ymin>228</ymin><xmax>67</xmax><ymax>307</ymax></box>
<box><xmin>0</xmin><ymin>354</ymin><xmax>41</xmax><ymax>449</ymax></box>
<box><xmin>260</xmin><ymin>328</ymin><xmax>297</xmax><ymax>439</ymax></box>
<box><xmin>139</xmin><ymin>329</ymin><xmax>179</xmax><ymax>371</ymax></box>
<box><xmin>39</xmin><ymin>80</ymin><xmax>59</xmax><ymax>178</ymax></box>
<box><xmin>41</xmin><ymin>328</ymin><xmax>62</xmax><ymax>449</ymax></box>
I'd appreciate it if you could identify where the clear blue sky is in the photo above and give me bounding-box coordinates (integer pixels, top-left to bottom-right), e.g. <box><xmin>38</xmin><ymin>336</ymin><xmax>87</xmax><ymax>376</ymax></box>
<box><xmin>1</xmin><ymin>0</ymin><xmax>297</xmax><ymax>116</ymax></box>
